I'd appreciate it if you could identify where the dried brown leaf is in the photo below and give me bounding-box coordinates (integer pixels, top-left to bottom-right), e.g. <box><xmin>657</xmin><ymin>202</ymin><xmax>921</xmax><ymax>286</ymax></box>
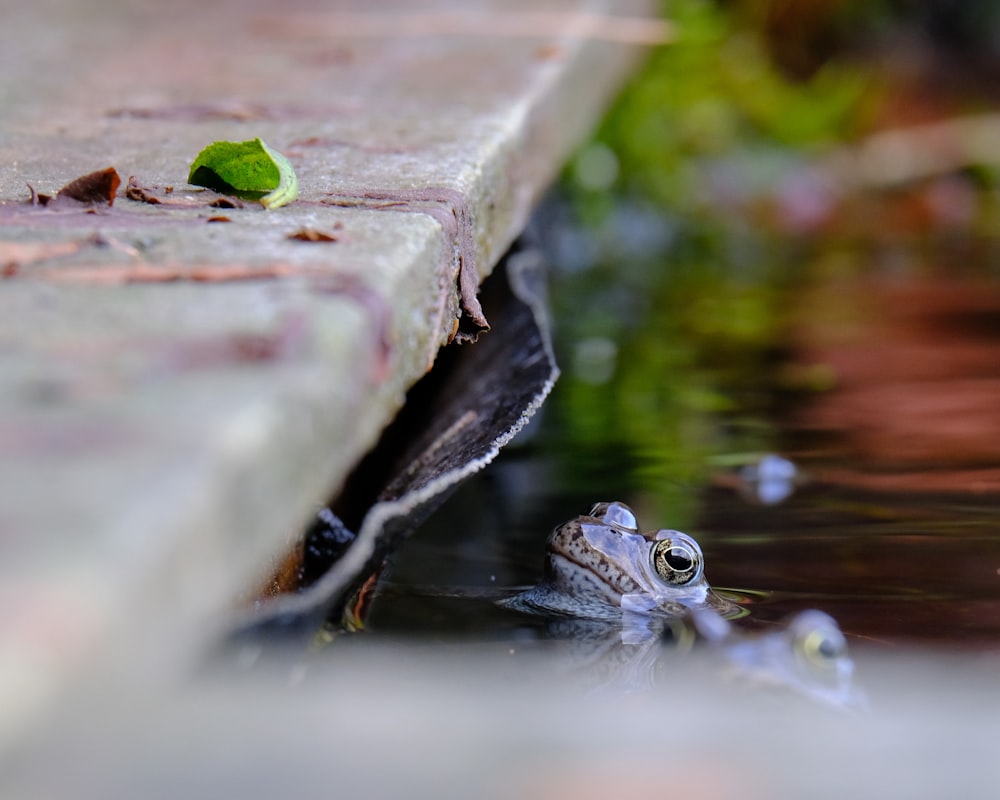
<box><xmin>35</xmin><ymin>167</ymin><xmax>121</xmax><ymax>207</ymax></box>
<box><xmin>287</xmin><ymin>228</ymin><xmax>339</xmax><ymax>242</ymax></box>
<box><xmin>126</xmin><ymin>176</ymin><xmax>244</xmax><ymax>208</ymax></box>
<box><xmin>208</xmin><ymin>196</ymin><xmax>244</xmax><ymax>209</ymax></box>
<box><xmin>125</xmin><ymin>177</ymin><xmax>161</xmax><ymax>204</ymax></box>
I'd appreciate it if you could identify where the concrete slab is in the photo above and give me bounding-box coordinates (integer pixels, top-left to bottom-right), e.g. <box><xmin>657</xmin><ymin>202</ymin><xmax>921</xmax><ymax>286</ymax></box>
<box><xmin>3</xmin><ymin>646</ymin><xmax>997</xmax><ymax>800</ymax></box>
<box><xmin>0</xmin><ymin>0</ymin><xmax>657</xmax><ymax>743</ymax></box>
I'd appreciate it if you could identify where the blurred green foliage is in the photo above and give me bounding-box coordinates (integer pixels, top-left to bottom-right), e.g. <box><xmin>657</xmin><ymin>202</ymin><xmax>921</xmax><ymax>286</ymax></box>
<box><xmin>574</xmin><ymin>0</ymin><xmax>869</xmax><ymax>214</ymax></box>
<box><xmin>543</xmin><ymin>0</ymin><xmax>1000</xmax><ymax>526</ymax></box>
<box><xmin>546</xmin><ymin>0</ymin><xmax>873</xmax><ymax>523</ymax></box>
<box><xmin>547</xmin><ymin>0</ymin><xmax>1000</xmax><ymax>525</ymax></box>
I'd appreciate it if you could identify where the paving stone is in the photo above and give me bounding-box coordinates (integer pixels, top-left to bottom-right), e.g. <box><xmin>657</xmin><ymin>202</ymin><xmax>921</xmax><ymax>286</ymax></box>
<box><xmin>0</xmin><ymin>0</ymin><xmax>657</xmax><ymax>741</ymax></box>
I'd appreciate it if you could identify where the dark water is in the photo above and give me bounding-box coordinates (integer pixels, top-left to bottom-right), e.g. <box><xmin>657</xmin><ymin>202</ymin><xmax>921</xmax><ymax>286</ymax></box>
<box><xmin>368</xmin><ymin>206</ymin><xmax>1000</xmax><ymax>652</ymax></box>
<box><xmin>370</xmin><ymin>453</ymin><xmax>1000</xmax><ymax>649</ymax></box>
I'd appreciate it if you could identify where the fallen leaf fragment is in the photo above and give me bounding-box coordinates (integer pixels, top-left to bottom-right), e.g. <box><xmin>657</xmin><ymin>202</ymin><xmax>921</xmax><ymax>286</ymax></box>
<box><xmin>286</xmin><ymin>228</ymin><xmax>338</xmax><ymax>242</ymax></box>
<box><xmin>30</xmin><ymin>167</ymin><xmax>121</xmax><ymax>207</ymax></box>
<box><xmin>208</xmin><ymin>197</ymin><xmax>243</xmax><ymax>209</ymax></box>
<box><xmin>61</xmin><ymin>167</ymin><xmax>121</xmax><ymax>205</ymax></box>
<box><xmin>188</xmin><ymin>138</ymin><xmax>298</xmax><ymax>210</ymax></box>
<box><xmin>124</xmin><ymin>177</ymin><xmax>161</xmax><ymax>204</ymax></box>
<box><xmin>126</xmin><ymin>176</ymin><xmax>245</xmax><ymax>208</ymax></box>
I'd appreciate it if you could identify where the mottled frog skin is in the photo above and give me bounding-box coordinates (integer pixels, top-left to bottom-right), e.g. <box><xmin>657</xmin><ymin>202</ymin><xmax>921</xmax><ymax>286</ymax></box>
<box><xmin>503</xmin><ymin>501</ymin><xmax>734</xmax><ymax>621</ymax></box>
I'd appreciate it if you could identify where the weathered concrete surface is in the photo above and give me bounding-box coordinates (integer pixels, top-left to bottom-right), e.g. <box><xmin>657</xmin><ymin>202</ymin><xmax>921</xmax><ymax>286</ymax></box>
<box><xmin>3</xmin><ymin>646</ymin><xmax>998</xmax><ymax>800</ymax></box>
<box><xmin>0</xmin><ymin>0</ymin><xmax>658</xmax><ymax>743</ymax></box>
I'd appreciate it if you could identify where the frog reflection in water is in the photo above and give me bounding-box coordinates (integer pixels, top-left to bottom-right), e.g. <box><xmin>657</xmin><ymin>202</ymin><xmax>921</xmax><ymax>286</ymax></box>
<box><xmin>692</xmin><ymin>607</ymin><xmax>865</xmax><ymax>709</ymax></box>
<box><xmin>502</xmin><ymin>501</ymin><xmax>735</xmax><ymax>621</ymax></box>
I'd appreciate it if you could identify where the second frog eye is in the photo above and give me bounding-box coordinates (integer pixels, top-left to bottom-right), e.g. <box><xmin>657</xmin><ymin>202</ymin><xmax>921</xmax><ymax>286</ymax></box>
<box><xmin>649</xmin><ymin>533</ymin><xmax>703</xmax><ymax>586</ymax></box>
<box><xmin>589</xmin><ymin>501</ymin><xmax>639</xmax><ymax>531</ymax></box>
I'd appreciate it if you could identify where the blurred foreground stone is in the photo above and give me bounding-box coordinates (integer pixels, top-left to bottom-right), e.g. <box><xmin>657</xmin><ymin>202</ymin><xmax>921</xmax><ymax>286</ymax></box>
<box><xmin>0</xmin><ymin>0</ymin><xmax>656</xmax><ymax>744</ymax></box>
<box><xmin>1</xmin><ymin>644</ymin><xmax>997</xmax><ymax>800</ymax></box>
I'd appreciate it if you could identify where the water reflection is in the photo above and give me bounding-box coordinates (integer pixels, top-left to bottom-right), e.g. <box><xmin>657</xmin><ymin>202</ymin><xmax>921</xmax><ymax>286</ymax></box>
<box><xmin>692</xmin><ymin>608</ymin><xmax>866</xmax><ymax>710</ymax></box>
<box><xmin>370</xmin><ymin>586</ymin><xmax>864</xmax><ymax>708</ymax></box>
<box><xmin>785</xmin><ymin>273</ymin><xmax>1000</xmax><ymax>493</ymax></box>
<box><xmin>539</xmin><ymin>606</ymin><xmax>866</xmax><ymax>708</ymax></box>
<box><xmin>723</xmin><ymin>452</ymin><xmax>803</xmax><ymax>505</ymax></box>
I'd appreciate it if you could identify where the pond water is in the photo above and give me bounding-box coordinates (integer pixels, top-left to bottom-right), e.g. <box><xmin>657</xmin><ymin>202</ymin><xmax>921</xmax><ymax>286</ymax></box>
<box><xmin>367</xmin><ymin>199</ymin><xmax>1000</xmax><ymax>653</ymax></box>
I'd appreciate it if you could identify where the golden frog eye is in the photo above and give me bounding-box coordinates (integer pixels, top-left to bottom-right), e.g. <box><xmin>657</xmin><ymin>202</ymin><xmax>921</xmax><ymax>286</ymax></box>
<box><xmin>800</xmin><ymin>626</ymin><xmax>848</xmax><ymax>667</ymax></box>
<box><xmin>649</xmin><ymin>534</ymin><xmax>703</xmax><ymax>586</ymax></box>
<box><xmin>787</xmin><ymin>610</ymin><xmax>849</xmax><ymax>668</ymax></box>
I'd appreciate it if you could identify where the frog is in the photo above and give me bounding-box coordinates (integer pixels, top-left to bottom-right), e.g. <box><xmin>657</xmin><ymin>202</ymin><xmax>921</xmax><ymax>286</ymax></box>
<box><xmin>501</xmin><ymin>501</ymin><xmax>735</xmax><ymax>622</ymax></box>
<box><xmin>689</xmin><ymin>606</ymin><xmax>866</xmax><ymax>709</ymax></box>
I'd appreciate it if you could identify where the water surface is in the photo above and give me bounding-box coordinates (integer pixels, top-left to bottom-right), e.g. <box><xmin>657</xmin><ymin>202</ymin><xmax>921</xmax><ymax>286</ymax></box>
<box><xmin>370</xmin><ymin>214</ymin><xmax>1000</xmax><ymax>652</ymax></box>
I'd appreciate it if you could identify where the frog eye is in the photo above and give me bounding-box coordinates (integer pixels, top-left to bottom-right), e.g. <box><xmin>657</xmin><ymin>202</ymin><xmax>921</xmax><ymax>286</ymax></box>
<box><xmin>790</xmin><ymin>611</ymin><xmax>849</xmax><ymax>667</ymax></box>
<box><xmin>649</xmin><ymin>534</ymin><xmax>703</xmax><ymax>586</ymax></box>
<box><xmin>589</xmin><ymin>501</ymin><xmax>638</xmax><ymax>531</ymax></box>
<box><xmin>800</xmin><ymin>626</ymin><xmax>848</xmax><ymax>667</ymax></box>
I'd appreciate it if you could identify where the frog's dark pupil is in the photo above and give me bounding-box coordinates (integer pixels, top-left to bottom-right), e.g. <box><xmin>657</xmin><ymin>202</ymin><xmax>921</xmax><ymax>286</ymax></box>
<box><xmin>817</xmin><ymin>637</ymin><xmax>838</xmax><ymax>658</ymax></box>
<box><xmin>665</xmin><ymin>548</ymin><xmax>693</xmax><ymax>572</ymax></box>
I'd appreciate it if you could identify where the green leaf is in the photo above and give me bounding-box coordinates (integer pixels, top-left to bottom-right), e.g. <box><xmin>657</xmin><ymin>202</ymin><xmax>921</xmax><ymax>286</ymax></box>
<box><xmin>187</xmin><ymin>138</ymin><xmax>298</xmax><ymax>209</ymax></box>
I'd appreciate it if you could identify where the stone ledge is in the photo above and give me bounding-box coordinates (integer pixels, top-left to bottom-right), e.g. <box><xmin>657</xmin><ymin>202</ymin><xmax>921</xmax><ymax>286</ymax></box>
<box><xmin>0</xmin><ymin>0</ymin><xmax>656</xmax><ymax>743</ymax></box>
